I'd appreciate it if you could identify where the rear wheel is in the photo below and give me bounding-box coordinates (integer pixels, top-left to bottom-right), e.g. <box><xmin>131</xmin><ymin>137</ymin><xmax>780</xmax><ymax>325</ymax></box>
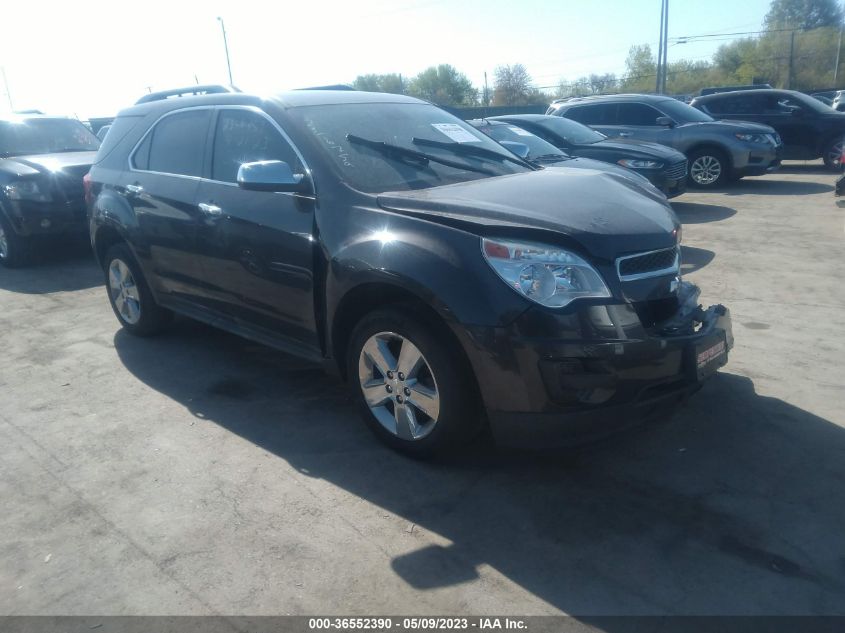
<box><xmin>104</xmin><ymin>243</ymin><xmax>172</xmax><ymax>336</ymax></box>
<box><xmin>347</xmin><ymin>308</ymin><xmax>480</xmax><ymax>457</ymax></box>
<box><xmin>688</xmin><ymin>148</ymin><xmax>729</xmax><ymax>188</ymax></box>
<box><xmin>822</xmin><ymin>137</ymin><xmax>845</xmax><ymax>170</ymax></box>
<box><xmin>0</xmin><ymin>213</ymin><xmax>31</xmax><ymax>268</ymax></box>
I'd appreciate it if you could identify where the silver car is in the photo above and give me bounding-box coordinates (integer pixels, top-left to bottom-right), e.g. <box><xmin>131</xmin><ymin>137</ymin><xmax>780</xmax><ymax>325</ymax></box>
<box><xmin>548</xmin><ymin>94</ymin><xmax>782</xmax><ymax>188</ymax></box>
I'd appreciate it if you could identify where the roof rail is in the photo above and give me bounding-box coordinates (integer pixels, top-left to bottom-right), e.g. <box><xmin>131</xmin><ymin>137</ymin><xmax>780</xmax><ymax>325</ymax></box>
<box><xmin>295</xmin><ymin>84</ymin><xmax>356</xmax><ymax>91</ymax></box>
<box><xmin>135</xmin><ymin>84</ymin><xmax>241</xmax><ymax>105</ymax></box>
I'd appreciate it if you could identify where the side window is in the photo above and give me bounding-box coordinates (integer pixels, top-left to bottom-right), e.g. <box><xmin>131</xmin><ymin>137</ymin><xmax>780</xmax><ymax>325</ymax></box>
<box><xmin>616</xmin><ymin>103</ymin><xmax>663</xmax><ymax>126</ymax></box>
<box><xmin>134</xmin><ymin>109</ymin><xmax>210</xmax><ymax>176</ymax></box>
<box><xmin>565</xmin><ymin>104</ymin><xmax>617</xmax><ymax>125</ymax></box>
<box><xmin>211</xmin><ymin>109</ymin><xmax>302</xmax><ymax>183</ymax></box>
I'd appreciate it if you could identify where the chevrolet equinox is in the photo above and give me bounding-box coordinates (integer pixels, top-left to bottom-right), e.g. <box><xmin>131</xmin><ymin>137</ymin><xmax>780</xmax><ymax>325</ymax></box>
<box><xmin>87</xmin><ymin>89</ymin><xmax>733</xmax><ymax>456</ymax></box>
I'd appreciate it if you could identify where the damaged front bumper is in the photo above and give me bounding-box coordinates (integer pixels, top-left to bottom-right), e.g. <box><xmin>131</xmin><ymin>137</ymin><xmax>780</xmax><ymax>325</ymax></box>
<box><xmin>458</xmin><ymin>282</ymin><xmax>733</xmax><ymax>448</ymax></box>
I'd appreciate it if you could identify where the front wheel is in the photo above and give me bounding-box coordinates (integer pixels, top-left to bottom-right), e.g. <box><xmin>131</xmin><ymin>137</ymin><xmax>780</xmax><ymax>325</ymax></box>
<box><xmin>347</xmin><ymin>308</ymin><xmax>481</xmax><ymax>457</ymax></box>
<box><xmin>822</xmin><ymin>137</ymin><xmax>845</xmax><ymax>170</ymax></box>
<box><xmin>0</xmin><ymin>213</ymin><xmax>31</xmax><ymax>268</ymax></box>
<box><xmin>103</xmin><ymin>243</ymin><xmax>172</xmax><ymax>336</ymax></box>
<box><xmin>688</xmin><ymin>149</ymin><xmax>729</xmax><ymax>188</ymax></box>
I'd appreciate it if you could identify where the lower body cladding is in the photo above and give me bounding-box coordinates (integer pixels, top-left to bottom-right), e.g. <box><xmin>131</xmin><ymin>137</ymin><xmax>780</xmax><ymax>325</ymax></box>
<box><xmin>457</xmin><ymin>282</ymin><xmax>733</xmax><ymax>448</ymax></box>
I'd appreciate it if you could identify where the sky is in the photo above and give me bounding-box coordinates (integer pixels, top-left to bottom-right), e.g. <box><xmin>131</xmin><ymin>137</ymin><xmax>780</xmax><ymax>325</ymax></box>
<box><xmin>0</xmin><ymin>0</ymin><xmax>773</xmax><ymax>119</ymax></box>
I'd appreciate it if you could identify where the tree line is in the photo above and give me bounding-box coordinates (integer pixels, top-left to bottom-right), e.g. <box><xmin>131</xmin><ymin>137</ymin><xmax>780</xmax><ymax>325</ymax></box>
<box><xmin>350</xmin><ymin>0</ymin><xmax>845</xmax><ymax>106</ymax></box>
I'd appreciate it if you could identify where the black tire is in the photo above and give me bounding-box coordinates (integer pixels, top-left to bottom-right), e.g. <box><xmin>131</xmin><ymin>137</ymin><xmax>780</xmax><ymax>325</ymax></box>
<box><xmin>822</xmin><ymin>137</ymin><xmax>845</xmax><ymax>171</ymax></box>
<box><xmin>0</xmin><ymin>212</ymin><xmax>32</xmax><ymax>268</ymax></box>
<box><xmin>346</xmin><ymin>307</ymin><xmax>481</xmax><ymax>458</ymax></box>
<box><xmin>103</xmin><ymin>243</ymin><xmax>172</xmax><ymax>336</ymax></box>
<box><xmin>687</xmin><ymin>148</ymin><xmax>729</xmax><ymax>189</ymax></box>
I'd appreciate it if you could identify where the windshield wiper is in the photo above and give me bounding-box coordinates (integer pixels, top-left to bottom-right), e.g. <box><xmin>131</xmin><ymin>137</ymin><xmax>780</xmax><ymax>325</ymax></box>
<box><xmin>411</xmin><ymin>137</ymin><xmax>535</xmax><ymax>169</ymax></box>
<box><xmin>534</xmin><ymin>153</ymin><xmax>570</xmax><ymax>163</ymax></box>
<box><xmin>346</xmin><ymin>135</ymin><xmax>494</xmax><ymax>175</ymax></box>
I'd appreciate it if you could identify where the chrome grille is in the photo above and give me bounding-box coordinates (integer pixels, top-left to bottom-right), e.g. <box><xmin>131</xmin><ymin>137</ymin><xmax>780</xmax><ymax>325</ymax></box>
<box><xmin>664</xmin><ymin>160</ymin><xmax>688</xmax><ymax>180</ymax></box>
<box><xmin>617</xmin><ymin>246</ymin><xmax>680</xmax><ymax>281</ymax></box>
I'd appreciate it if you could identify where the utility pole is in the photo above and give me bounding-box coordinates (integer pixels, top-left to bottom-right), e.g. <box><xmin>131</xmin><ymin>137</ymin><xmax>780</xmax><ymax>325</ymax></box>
<box><xmin>217</xmin><ymin>17</ymin><xmax>233</xmax><ymax>86</ymax></box>
<box><xmin>835</xmin><ymin>28</ymin><xmax>842</xmax><ymax>85</ymax></box>
<box><xmin>655</xmin><ymin>0</ymin><xmax>666</xmax><ymax>93</ymax></box>
<box><xmin>1</xmin><ymin>66</ymin><xmax>13</xmax><ymax>110</ymax></box>
<box><xmin>484</xmin><ymin>71</ymin><xmax>490</xmax><ymax>106</ymax></box>
<box><xmin>661</xmin><ymin>0</ymin><xmax>669</xmax><ymax>93</ymax></box>
<box><xmin>787</xmin><ymin>29</ymin><xmax>795</xmax><ymax>89</ymax></box>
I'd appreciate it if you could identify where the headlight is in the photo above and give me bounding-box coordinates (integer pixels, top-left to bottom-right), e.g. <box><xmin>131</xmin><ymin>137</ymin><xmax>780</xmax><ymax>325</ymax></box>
<box><xmin>735</xmin><ymin>133</ymin><xmax>768</xmax><ymax>144</ymax></box>
<box><xmin>617</xmin><ymin>159</ymin><xmax>663</xmax><ymax>169</ymax></box>
<box><xmin>4</xmin><ymin>180</ymin><xmax>51</xmax><ymax>202</ymax></box>
<box><xmin>482</xmin><ymin>238</ymin><xmax>611</xmax><ymax>308</ymax></box>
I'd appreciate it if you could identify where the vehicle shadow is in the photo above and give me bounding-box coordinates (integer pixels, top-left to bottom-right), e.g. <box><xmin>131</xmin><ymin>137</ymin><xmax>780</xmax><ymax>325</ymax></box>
<box><xmin>672</xmin><ymin>202</ymin><xmax>737</xmax><ymax>224</ymax></box>
<box><xmin>680</xmin><ymin>245</ymin><xmax>715</xmax><ymax>274</ymax></box>
<box><xmin>113</xmin><ymin>323</ymin><xmax>845</xmax><ymax>615</ymax></box>
<box><xmin>775</xmin><ymin>163</ymin><xmax>831</xmax><ymax>175</ymax></box>
<box><xmin>726</xmin><ymin>178</ymin><xmax>833</xmax><ymax>195</ymax></box>
<box><xmin>0</xmin><ymin>239</ymin><xmax>102</xmax><ymax>294</ymax></box>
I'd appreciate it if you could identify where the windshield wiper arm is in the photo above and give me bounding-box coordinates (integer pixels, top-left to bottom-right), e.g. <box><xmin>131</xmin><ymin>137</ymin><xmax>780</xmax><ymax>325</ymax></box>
<box><xmin>411</xmin><ymin>137</ymin><xmax>535</xmax><ymax>169</ymax></box>
<box><xmin>346</xmin><ymin>135</ymin><xmax>494</xmax><ymax>175</ymax></box>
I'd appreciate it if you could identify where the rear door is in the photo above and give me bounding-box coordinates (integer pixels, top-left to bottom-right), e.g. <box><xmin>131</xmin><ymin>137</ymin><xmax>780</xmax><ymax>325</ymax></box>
<box><xmin>613</xmin><ymin>102</ymin><xmax>677</xmax><ymax>145</ymax></box>
<box><xmin>193</xmin><ymin>107</ymin><xmax>320</xmax><ymax>356</ymax></box>
<box><xmin>564</xmin><ymin>103</ymin><xmax>617</xmax><ymax>137</ymax></box>
<box><xmin>121</xmin><ymin>108</ymin><xmax>211</xmax><ymax>302</ymax></box>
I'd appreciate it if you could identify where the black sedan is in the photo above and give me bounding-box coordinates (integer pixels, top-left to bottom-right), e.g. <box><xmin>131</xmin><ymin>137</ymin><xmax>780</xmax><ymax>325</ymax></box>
<box><xmin>488</xmin><ymin>114</ymin><xmax>689</xmax><ymax>198</ymax></box>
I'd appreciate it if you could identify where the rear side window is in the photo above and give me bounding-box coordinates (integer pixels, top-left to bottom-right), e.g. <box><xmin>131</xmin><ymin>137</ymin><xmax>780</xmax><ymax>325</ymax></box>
<box><xmin>211</xmin><ymin>109</ymin><xmax>302</xmax><ymax>183</ymax></box>
<box><xmin>93</xmin><ymin>115</ymin><xmax>142</xmax><ymax>164</ymax></box>
<box><xmin>133</xmin><ymin>109</ymin><xmax>210</xmax><ymax>176</ymax></box>
<box><xmin>565</xmin><ymin>104</ymin><xmax>617</xmax><ymax>125</ymax></box>
<box><xmin>616</xmin><ymin>103</ymin><xmax>663</xmax><ymax>125</ymax></box>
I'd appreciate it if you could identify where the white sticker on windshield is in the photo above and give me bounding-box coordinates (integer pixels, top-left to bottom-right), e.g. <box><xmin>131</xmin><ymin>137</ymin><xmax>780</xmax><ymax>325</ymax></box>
<box><xmin>509</xmin><ymin>126</ymin><xmax>534</xmax><ymax>137</ymax></box>
<box><xmin>431</xmin><ymin>123</ymin><xmax>481</xmax><ymax>143</ymax></box>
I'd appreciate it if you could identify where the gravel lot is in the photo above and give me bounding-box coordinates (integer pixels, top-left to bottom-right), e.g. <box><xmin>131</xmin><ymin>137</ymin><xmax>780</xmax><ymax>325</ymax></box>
<box><xmin>1</xmin><ymin>162</ymin><xmax>844</xmax><ymax>616</ymax></box>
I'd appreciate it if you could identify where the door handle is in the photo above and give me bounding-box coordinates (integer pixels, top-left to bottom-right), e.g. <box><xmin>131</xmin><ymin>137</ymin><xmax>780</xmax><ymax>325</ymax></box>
<box><xmin>618</xmin><ymin>132</ymin><xmax>633</xmax><ymax>138</ymax></box>
<box><xmin>125</xmin><ymin>184</ymin><xmax>143</xmax><ymax>195</ymax></box>
<box><xmin>198</xmin><ymin>202</ymin><xmax>223</xmax><ymax>216</ymax></box>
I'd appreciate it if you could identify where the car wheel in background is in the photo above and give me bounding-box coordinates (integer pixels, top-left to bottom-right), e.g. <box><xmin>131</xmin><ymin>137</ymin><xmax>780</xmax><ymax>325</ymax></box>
<box><xmin>103</xmin><ymin>243</ymin><xmax>172</xmax><ymax>336</ymax></box>
<box><xmin>0</xmin><ymin>213</ymin><xmax>31</xmax><ymax>268</ymax></box>
<box><xmin>688</xmin><ymin>148</ymin><xmax>729</xmax><ymax>188</ymax></box>
<box><xmin>822</xmin><ymin>137</ymin><xmax>845</xmax><ymax>171</ymax></box>
<box><xmin>347</xmin><ymin>307</ymin><xmax>481</xmax><ymax>457</ymax></box>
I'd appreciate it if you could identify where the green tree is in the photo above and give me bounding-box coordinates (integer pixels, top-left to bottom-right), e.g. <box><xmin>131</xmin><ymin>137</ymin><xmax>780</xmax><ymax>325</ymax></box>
<box><xmin>406</xmin><ymin>65</ymin><xmax>478</xmax><ymax>106</ymax></box>
<box><xmin>764</xmin><ymin>0</ymin><xmax>843</xmax><ymax>30</ymax></box>
<box><xmin>621</xmin><ymin>44</ymin><xmax>658</xmax><ymax>92</ymax></box>
<box><xmin>352</xmin><ymin>73</ymin><xmax>405</xmax><ymax>94</ymax></box>
<box><xmin>492</xmin><ymin>64</ymin><xmax>533</xmax><ymax>105</ymax></box>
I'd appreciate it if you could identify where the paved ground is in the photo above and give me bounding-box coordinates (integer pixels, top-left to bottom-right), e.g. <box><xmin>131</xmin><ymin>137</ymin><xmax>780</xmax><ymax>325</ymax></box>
<box><xmin>1</xmin><ymin>162</ymin><xmax>844</xmax><ymax>617</ymax></box>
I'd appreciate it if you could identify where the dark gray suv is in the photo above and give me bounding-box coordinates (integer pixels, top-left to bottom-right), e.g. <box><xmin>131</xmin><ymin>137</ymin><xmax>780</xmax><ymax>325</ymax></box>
<box><xmin>547</xmin><ymin>94</ymin><xmax>782</xmax><ymax>188</ymax></box>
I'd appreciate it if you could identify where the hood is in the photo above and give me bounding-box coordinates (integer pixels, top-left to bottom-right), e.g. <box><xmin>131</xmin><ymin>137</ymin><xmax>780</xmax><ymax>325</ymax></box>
<box><xmin>377</xmin><ymin>168</ymin><xmax>679</xmax><ymax>261</ymax></box>
<box><xmin>0</xmin><ymin>151</ymin><xmax>97</xmax><ymax>178</ymax></box>
<box><xmin>583</xmin><ymin>138</ymin><xmax>685</xmax><ymax>162</ymax></box>
<box><xmin>680</xmin><ymin>119</ymin><xmax>776</xmax><ymax>134</ymax></box>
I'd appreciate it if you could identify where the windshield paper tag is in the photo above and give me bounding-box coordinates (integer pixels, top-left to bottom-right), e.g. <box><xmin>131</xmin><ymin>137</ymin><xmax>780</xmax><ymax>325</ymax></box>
<box><xmin>431</xmin><ymin>123</ymin><xmax>480</xmax><ymax>143</ymax></box>
<box><xmin>509</xmin><ymin>126</ymin><xmax>534</xmax><ymax>136</ymax></box>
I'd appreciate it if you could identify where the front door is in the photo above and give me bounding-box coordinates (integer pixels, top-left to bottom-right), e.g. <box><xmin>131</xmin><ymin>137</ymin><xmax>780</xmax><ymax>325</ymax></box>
<box><xmin>193</xmin><ymin>107</ymin><xmax>320</xmax><ymax>355</ymax></box>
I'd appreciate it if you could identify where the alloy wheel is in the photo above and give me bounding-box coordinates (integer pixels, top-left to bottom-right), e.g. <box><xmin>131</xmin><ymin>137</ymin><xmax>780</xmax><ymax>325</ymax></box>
<box><xmin>827</xmin><ymin>140</ymin><xmax>845</xmax><ymax>166</ymax></box>
<box><xmin>108</xmin><ymin>258</ymin><xmax>142</xmax><ymax>325</ymax></box>
<box><xmin>0</xmin><ymin>223</ymin><xmax>7</xmax><ymax>260</ymax></box>
<box><xmin>357</xmin><ymin>331</ymin><xmax>441</xmax><ymax>441</ymax></box>
<box><xmin>690</xmin><ymin>155</ymin><xmax>722</xmax><ymax>185</ymax></box>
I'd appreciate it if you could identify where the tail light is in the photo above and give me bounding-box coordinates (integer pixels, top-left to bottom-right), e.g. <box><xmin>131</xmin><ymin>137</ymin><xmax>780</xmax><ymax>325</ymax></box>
<box><xmin>83</xmin><ymin>172</ymin><xmax>93</xmax><ymax>207</ymax></box>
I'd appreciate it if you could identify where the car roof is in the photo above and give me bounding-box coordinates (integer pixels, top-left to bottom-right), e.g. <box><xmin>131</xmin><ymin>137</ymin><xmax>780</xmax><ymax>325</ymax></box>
<box><xmin>692</xmin><ymin>88</ymin><xmax>800</xmax><ymax>103</ymax></box>
<box><xmin>488</xmin><ymin>114</ymin><xmax>557</xmax><ymax>123</ymax></box>
<box><xmin>466</xmin><ymin>118</ymin><xmax>509</xmax><ymax>127</ymax></box>
<box><xmin>118</xmin><ymin>90</ymin><xmax>427</xmax><ymax>117</ymax></box>
<box><xmin>551</xmin><ymin>94</ymin><xmax>674</xmax><ymax>107</ymax></box>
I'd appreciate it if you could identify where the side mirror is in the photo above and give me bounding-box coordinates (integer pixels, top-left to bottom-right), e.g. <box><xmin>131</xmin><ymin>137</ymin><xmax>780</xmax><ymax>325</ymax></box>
<box><xmin>237</xmin><ymin>160</ymin><xmax>306</xmax><ymax>193</ymax></box>
<box><xmin>656</xmin><ymin>116</ymin><xmax>675</xmax><ymax>128</ymax></box>
<box><xmin>499</xmin><ymin>141</ymin><xmax>530</xmax><ymax>159</ymax></box>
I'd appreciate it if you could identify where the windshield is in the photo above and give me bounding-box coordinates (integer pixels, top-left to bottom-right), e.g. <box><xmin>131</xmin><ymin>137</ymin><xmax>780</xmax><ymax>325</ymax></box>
<box><xmin>475</xmin><ymin>123</ymin><xmax>566</xmax><ymax>159</ymax></box>
<box><xmin>532</xmin><ymin>117</ymin><xmax>606</xmax><ymax>145</ymax></box>
<box><xmin>780</xmin><ymin>91</ymin><xmax>834</xmax><ymax>114</ymax></box>
<box><xmin>0</xmin><ymin>118</ymin><xmax>100</xmax><ymax>157</ymax></box>
<box><xmin>288</xmin><ymin>103</ymin><xmax>531</xmax><ymax>193</ymax></box>
<box><xmin>656</xmin><ymin>98</ymin><xmax>714</xmax><ymax>123</ymax></box>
